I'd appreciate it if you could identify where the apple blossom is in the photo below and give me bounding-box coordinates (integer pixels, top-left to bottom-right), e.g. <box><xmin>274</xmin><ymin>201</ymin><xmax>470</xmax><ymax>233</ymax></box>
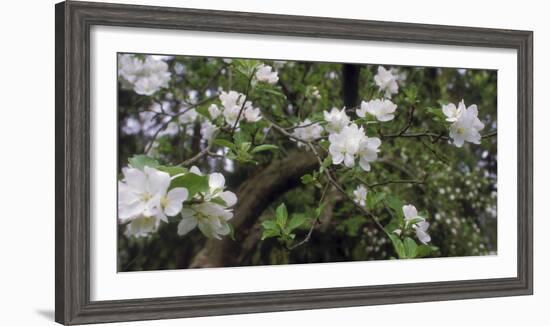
<box><xmin>291</xmin><ymin>119</ymin><xmax>324</xmax><ymax>147</ymax></box>
<box><xmin>328</xmin><ymin>123</ymin><xmax>380</xmax><ymax>171</ymax></box>
<box><xmin>374</xmin><ymin>66</ymin><xmax>399</xmax><ymax>98</ymax></box>
<box><xmin>357</xmin><ymin>99</ymin><xmax>397</xmax><ymax>122</ymax></box>
<box><xmin>189</xmin><ymin>166</ymin><xmax>238</xmax><ymax>207</ymax></box>
<box><xmin>444</xmin><ymin>100</ymin><xmax>485</xmax><ymax>147</ymax></box>
<box><xmin>353</xmin><ymin>185</ymin><xmax>368</xmax><ymax>207</ymax></box>
<box><xmin>255</xmin><ymin>64</ymin><xmax>279</xmax><ymax>84</ymax></box>
<box><xmin>402</xmin><ymin>204</ymin><xmax>431</xmax><ymax>244</ymax></box>
<box><xmin>323</xmin><ymin>107</ymin><xmax>350</xmax><ymax>134</ymax></box>
<box><xmin>218</xmin><ymin>90</ymin><xmax>261</xmax><ymax>126</ymax></box>
<box><xmin>125</xmin><ymin>216</ymin><xmax>159</xmax><ymax>238</ymax></box>
<box><xmin>357</xmin><ymin>136</ymin><xmax>382</xmax><ymax>171</ymax></box>
<box><xmin>442</xmin><ymin>102</ymin><xmax>462</xmax><ymax>122</ymax></box>
<box><xmin>118</xmin><ymin>54</ymin><xmax>171</xmax><ymax>96</ymax></box>
<box><xmin>176</xmin><ymin>167</ymin><xmax>238</xmax><ymax>238</ymax></box>
<box><xmin>178</xmin><ymin>202</ymin><xmax>234</xmax><ymax>239</ymax></box>
<box><xmin>243</xmin><ymin>105</ymin><xmax>262</xmax><ymax>122</ymax></box>
<box><xmin>200</xmin><ymin>120</ymin><xmax>218</xmax><ymax>141</ymax></box>
<box><xmin>118</xmin><ymin>166</ymin><xmax>189</xmax><ymax>237</ymax></box>
<box><xmin>208</xmin><ymin>104</ymin><xmax>221</xmax><ymax>119</ymax></box>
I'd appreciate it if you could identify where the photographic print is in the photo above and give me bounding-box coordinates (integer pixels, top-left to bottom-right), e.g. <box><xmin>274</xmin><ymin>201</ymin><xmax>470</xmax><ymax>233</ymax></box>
<box><xmin>116</xmin><ymin>53</ymin><xmax>497</xmax><ymax>272</ymax></box>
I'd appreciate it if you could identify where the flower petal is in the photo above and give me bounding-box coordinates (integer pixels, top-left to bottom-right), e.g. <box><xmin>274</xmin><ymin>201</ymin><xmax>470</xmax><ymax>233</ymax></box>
<box><xmin>402</xmin><ymin>204</ymin><xmax>418</xmax><ymax>220</ymax></box>
<box><xmin>164</xmin><ymin>188</ymin><xmax>189</xmax><ymax>216</ymax></box>
<box><xmin>218</xmin><ymin>191</ymin><xmax>237</xmax><ymax>207</ymax></box>
<box><xmin>208</xmin><ymin>172</ymin><xmax>226</xmax><ymax>191</ymax></box>
<box><xmin>177</xmin><ymin>216</ymin><xmax>198</xmax><ymax>236</ymax></box>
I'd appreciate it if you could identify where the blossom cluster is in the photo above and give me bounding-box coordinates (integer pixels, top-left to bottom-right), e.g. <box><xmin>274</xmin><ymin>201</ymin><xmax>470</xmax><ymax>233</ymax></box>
<box><xmin>442</xmin><ymin>100</ymin><xmax>485</xmax><ymax>147</ymax></box>
<box><xmin>177</xmin><ymin>166</ymin><xmax>238</xmax><ymax>239</ymax></box>
<box><xmin>291</xmin><ymin>119</ymin><xmax>324</xmax><ymax>147</ymax></box>
<box><xmin>117</xmin><ymin>163</ymin><xmax>238</xmax><ymax>239</ymax></box>
<box><xmin>398</xmin><ymin>204</ymin><xmax>431</xmax><ymax>244</ymax></box>
<box><xmin>329</xmin><ymin>123</ymin><xmax>381</xmax><ymax>172</ymax></box>
<box><xmin>118</xmin><ymin>54</ymin><xmax>171</xmax><ymax>96</ymax></box>
<box><xmin>255</xmin><ymin>64</ymin><xmax>279</xmax><ymax>84</ymax></box>
<box><xmin>118</xmin><ymin>166</ymin><xmax>188</xmax><ymax>237</ymax></box>
<box><xmin>374</xmin><ymin>66</ymin><xmax>399</xmax><ymax>98</ymax></box>
<box><xmin>209</xmin><ymin>90</ymin><xmax>262</xmax><ymax>128</ymax></box>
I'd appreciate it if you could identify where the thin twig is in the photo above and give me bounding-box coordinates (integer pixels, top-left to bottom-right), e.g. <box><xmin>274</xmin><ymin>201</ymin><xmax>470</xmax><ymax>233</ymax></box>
<box><xmin>288</xmin><ymin>182</ymin><xmax>331</xmax><ymax>250</ymax></box>
<box><xmin>179</xmin><ymin>131</ymin><xmax>220</xmax><ymax>166</ymax></box>
<box><xmin>397</xmin><ymin>106</ymin><xmax>416</xmax><ymax>136</ymax></box>
<box><xmin>368</xmin><ymin>179</ymin><xmax>426</xmax><ymax>189</ymax></box>
<box><xmin>230</xmin><ymin>69</ymin><xmax>256</xmax><ymax>136</ymax></box>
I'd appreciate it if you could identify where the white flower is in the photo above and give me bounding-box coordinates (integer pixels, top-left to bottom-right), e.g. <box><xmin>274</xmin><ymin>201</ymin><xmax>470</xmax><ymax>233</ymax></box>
<box><xmin>353</xmin><ymin>185</ymin><xmax>368</xmax><ymax>207</ymax></box>
<box><xmin>328</xmin><ymin>123</ymin><xmax>365</xmax><ymax>168</ymax></box>
<box><xmin>208</xmin><ymin>104</ymin><xmax>221</xmax><ymax>119</ymax></box>
<box><xmin>402</xmin><ymin>204</ymin><xmax>431</xmax><ymax>244</ymax></box>
<box><xmin>357</xmin><ymin>136</ymin><xmax>381</xmax><ymax>171</ymax></box>
<box><xmin>374</xmin><ymin>66</ymin><xmax>399</xmax><ymax>98</ymax></box>
<box><xmin>291</xmin><ymin>119</ymin><xmax>324</xmax><ymax>147</ymax></box>
<box><xmin>357</xmin><ymin>99</ymin><xmax>397</xmax><ymax>122</ymax></box>
<box><xmin>118</xmin><ymin>166</ymin><xmax>188</xmax><ymax>236</ymax></box>
<box><xmin>446</xmin><ymin>100</ymin><xmax>485</xmax><ymax>147</ymax></box>
<box><xmin>221</xmin><ymin>106</ymin><xmax>239</xmax><ymax>127</ymax></box>
<box><xmin>178</xmin><ymin>108</ymin><xmax>198</xmax><ymax>124</ymax></box>
<box><xmin>177</xmin><ymin>167</ymin><xmax>238</xmax><ymax>239</ymax></box>
<box><xmin>218</xmin><ymin>90</ymin><xmax>261</xmax><ymax>126</ymax></box>
<box><xmin>255</xmin><ymin>64</ymin><xmax>279</xmax><ymax>84</ymax></box>
<box><xmin>189</xmin><ymin>166</ymin><xmax>238</xmax><ymax>207</ymax></box>
<box><xmin>200</xmin><ymin>120</ymin><xmax>218</xmax><ymax>141</ymax></box>
<box><xmin>219</xmin><ymin>90</ymin><xmax>244</xmax><ymax>109</ymax></box>
<box><xmin>124</xmin><ymin>216</ymin><xmax>159</xmax><ymax>238</ymax></box>
<box><xmin>118</xmin><ymin>54</ymin><xmax>171</xmax><ymax>96</ymax></box>
<box><xmin>243</xmin><ymin>104</ymin><xmax>262</xmax><ymax>122</ymax></box>
<box><xmin>323</xmin><ymin>107</ymin><xmax>350</xmax><ymax>134</ymax></box>
<box><xmin>442</xmin><ymin>103</ymin><xmax>462</xmax><ymax>122</ymax></box>
<box><xmin>178</xmin><ymin>202</ymin><xmax>233</xmax><ymax>239</ymax></box>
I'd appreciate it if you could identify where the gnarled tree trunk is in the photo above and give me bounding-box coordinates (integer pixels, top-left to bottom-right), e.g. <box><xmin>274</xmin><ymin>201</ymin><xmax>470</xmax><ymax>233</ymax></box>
<box><xmin>189</xmin><ymin>150</ymin><xmax>318</xmax><ymax>268</ymax></box>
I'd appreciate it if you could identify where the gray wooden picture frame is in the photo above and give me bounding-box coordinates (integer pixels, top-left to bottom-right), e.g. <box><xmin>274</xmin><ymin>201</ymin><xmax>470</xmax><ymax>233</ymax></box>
<box><xmin>55</xmin><ymin>1</ymin><xmax>533</xmax><ymax>324</ymax></box>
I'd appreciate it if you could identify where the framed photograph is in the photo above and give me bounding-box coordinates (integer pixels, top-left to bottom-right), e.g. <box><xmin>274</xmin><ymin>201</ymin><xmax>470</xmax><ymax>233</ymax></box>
<box><xmin>55</xmin><ymin>1</ymin><xmax>533</xmax><ymax>324</ymax></box>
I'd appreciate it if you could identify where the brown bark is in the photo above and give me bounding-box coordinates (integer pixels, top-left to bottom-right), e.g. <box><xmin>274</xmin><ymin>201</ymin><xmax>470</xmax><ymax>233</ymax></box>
<box><xmin>189</xmin><ymin>149</ymin><xmax>318</xmax><ymax>268</ymax></box>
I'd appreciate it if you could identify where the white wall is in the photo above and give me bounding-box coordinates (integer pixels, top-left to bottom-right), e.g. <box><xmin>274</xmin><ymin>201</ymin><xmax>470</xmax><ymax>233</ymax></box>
<box><xmin>0</xmin><ymin>0</ymin><xmax>545</xmax><ymax>325</ymax></box>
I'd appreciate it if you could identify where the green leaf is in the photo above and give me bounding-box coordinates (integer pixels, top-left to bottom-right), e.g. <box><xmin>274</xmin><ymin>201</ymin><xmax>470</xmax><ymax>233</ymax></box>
<box><xmin>384</xmin><ymin>220</ymin><xmax>401</xmax><ymax>234</ymax></box>
<box><xmin>228</xmin><ymin>223</ymin><xmax>236</xmax><ymax>241</ymax></box>
<box><xmin>403</xmin><ymin>237</ymin><xmax>418</xmax><ymax>258</ymax></box>
<box><xmin>367</xmin><ymin>191</ymin><xmax>386</xmax><ymax>209</ymax></box>
<box><xmin>170</xmin><ymin>173</ymin><xmax>209</xmax><ymax>198</ymax></box>
<box><xmin>389</xmin><ymin>234</ymin><xmax>406</xmax><ymax>259</ymax></box>
<box><xmin>240</xmin><ymin>142</ymin><xmax>252</xmax><ymax>152</ymax></box>
<box><xmin>287</xmin><ymin>215</ymin><xmax>306</xmax><ymax>232</ymax></box>
<box><xmin>301</xmin><ymin>174</ymin><xmax>315</xmax><ymax>185</ymax></box>
<box><xmin>251</xmin><ymin>144</ymin><xmax>279</xmax><ymax>153</ymax></box>
<box><xmin>320</xmin><ymin>156</ymin><xmax>332</xmax><ymax>172</ymax></box>
<box><xmin>213</xmin><ymin>138</ymin><xmax>237</xmax><ymax>150</ymax></box>
<box><xmin>128</xmin><ymin>155</ymin><xmax>160</xmax><ymax>170</ymax></box>
<box><xmin>386</xmin><ymin>196</ymin><xmax>404</xmax><ymax>218</ymax></box>
<box><xmin>157</xmin><ymin>165</ymin><xmax>187</xmax><ymax>176</ymax></box>
<box><xmin>195</xmin><ymin>105</ymin><xmax>211</xmax><ymax>120</ymax></box>
<box><xmin>415</xmin><ymin>245</ymin><xmax>438</xmax><ymax>258</ymax></box>
<box><xmin>261</xmin><ymin>228</ymin><xmax>280</xmax><ymax>240</ymax></box>
<box><xmin>426</xmin><ymin>107</ymin><xmax>447</xmax><ymax>122</ymax></box>
<box><xmin>261</xmin><ymin>220</ymin><xmax>279</xmax><ymax>230</ymax></box>
<box><xmin>275</xmin><ymin>203</ymin><xmax>288</xmax><ymax>228</ymax></box>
